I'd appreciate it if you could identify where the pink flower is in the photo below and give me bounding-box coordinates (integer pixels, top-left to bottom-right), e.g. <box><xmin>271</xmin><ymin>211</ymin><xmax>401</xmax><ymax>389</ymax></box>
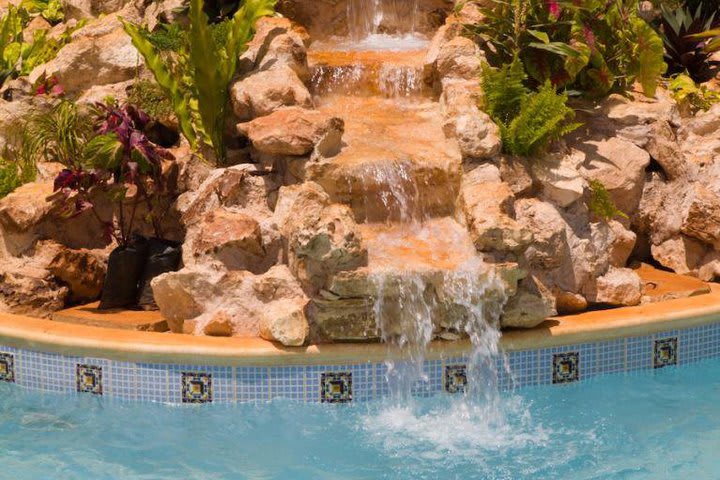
<box><xmin>583</xmin><ymin>25</ymin><xmax>596</xmax><ymax>52</ymax></box>
<box><xmin>548</xmin><ymin>0</ymin><xmax>561</xmax><ymax>19</ymax></box>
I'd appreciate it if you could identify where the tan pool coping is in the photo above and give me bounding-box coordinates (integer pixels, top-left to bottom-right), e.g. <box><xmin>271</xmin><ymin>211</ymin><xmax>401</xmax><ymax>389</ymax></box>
<box><xmin>0</xmin><ymin>283</ymin><xmax>718</xmax><ymax>366</ymax></box>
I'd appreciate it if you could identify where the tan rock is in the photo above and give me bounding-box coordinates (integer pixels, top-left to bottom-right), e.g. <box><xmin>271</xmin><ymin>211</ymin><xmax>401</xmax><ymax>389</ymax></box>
<box><xmin>0</xmin><ymin>271</ymin><xmax>68</xmax><ymax>318</ymax></box>
<box><xmin>435</xmin><ymin>36</ymin><xmax>482</xmax><ymax>82</ymax></box>
<box><xmin>586</xmin><ymin>267</ymin><xmax>642</xmax><ymax>306</ymax></box>
<box><xmin>554</xmin><ymin>290</ymin><xmax>588</xmax><ymax>315</ymax></box>
<box><xmin>237</xmin><ymin>107</ymin><xmax>344</xmax><ymax>156</ymax></box>
<box><xmin>498</xmin><ymin>155</ymin><xmax>535</xmax><ymax>197</ymax></box>
<box><xmin>230</xmin><ymin>65</ymin><xmax>313</xmax><ymax>122</ymax></box>
<box><xmin>608</xmin><ymin>220</ymin><xmax>637</xmax><ymax>268</ymax></box>
<box><xmin>501</xmin><ymin>289</ymin><xmax>553</xmax><ymax>329</ymax></box>
<box><xmin>151</xmin><ymin>266</ymin><xmax>222</xmax><ymax>333</ymax></box>
<box><xmin>191</xmin><ymin>208</ymin><xmax>266</xmax><ymax>271</ymax></box>
<box><xmin>63</xmin><ymin>0</ymin><xmax>132</xmax><ymax>19</ymax></box>
<box><xmin>47</xmin><ymin>248</ymin><xmax>106</xmax><ymax>302</ymax></box>
<box><xmin>682</xmin><ymin>184</ymin><xmax>720</xmax><ymax>248</ymax></box>
<box><xmin>651</xmin><ymin>235</ymin><xmax>708</xmax><ymax>275</ymax></box>
<box><xmin>0</xmin><ymin>182</ymin><xmax>54</xmax><ymax>233</ymax></box>
<box><xmin>202</xmin><ymin>312</ymin><xmax>234</xmax><ymax>337</ymax></box>
<box><xmin>533</xmin><ymin>149</ymin><xmax>585</xmax><ymax>207</ymax></box>
<box><xmin>29</xmin><ymin>27</ymin><xmax>141</xmax><ymax>94</ymax></box>
<box><xmin>259</xmin><ymin>299</ymin><xmax>309</xmax><ymax>346</ymax></box>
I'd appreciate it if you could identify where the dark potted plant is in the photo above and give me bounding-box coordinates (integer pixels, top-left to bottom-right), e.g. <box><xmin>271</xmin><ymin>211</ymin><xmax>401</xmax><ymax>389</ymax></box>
<box><xmin>51</xmin><ymin>100</ymin><xmax>182</xmax><ymax>310</ymax></box>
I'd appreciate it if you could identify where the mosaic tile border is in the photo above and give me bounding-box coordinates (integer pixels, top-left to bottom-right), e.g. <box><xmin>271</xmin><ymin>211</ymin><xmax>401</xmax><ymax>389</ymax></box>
<box><xmin>0</xmin><ymin>320</ymin><xmax>719</xmax><ymax>404</ymax></box>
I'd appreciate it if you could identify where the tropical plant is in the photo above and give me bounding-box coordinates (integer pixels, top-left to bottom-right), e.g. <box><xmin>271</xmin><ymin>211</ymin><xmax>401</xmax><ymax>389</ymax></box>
<box><xmin>588</xmin><ymin>179</ymin><xmax>628</xmax><ymax>221</ymax></box>
<box><xmin>481</xmin><ymin>57</ymin><xmax>580</xmax><ymax>157</ymax></box>
<box><xmin>669</xmin><ymin>73</ymin><xmax>720</xmax><ymax>113</ymax></box>
<box><xmin>122</xmin><ymin>0</ymin><xmax>275</xmax><ymax>165</ymax></box>
<box><xmin>127</xmin><ymin>79</ymin><xmax>175</xmax><ymax>120</ymax></box>
<box><xmin>660</xmin><ymin>4</ymin><xmax>720</xmax><ymax>83</ymax></box>
<box><xmin>21</xmin><ymin>0</ymin><xmax>63</xmax><ymax>24</ymax></box>
<box><xmin>0</xmin><ymin>133</ymin><xmax>38</xmax><ymax>198</ymax></box>
<box><xmin>27</xmin><ymin>100</ymin><xmax>93</xmax><ymax>167</ymax></box>
<box><xmin>51</xmin><ymin>101</ymin><xmax>175</xmax><ymax>246</ymax></box>
<box><xmin>468</xmin><ymin>0</ymin><xmax>667</xmax><ymax>98</ymax></box>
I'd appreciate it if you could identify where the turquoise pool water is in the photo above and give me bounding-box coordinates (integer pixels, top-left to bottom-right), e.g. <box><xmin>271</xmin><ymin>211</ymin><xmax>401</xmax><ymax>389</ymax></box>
<box><xmin>1</xmin><ymin>358</ymin><xmax>719</xmax><ymax>480</ymax></box>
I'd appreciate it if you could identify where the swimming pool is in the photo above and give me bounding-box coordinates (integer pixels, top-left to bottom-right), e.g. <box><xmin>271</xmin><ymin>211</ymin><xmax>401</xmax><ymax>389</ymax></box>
<box><xmin>1</xmin><ymin>357</ymin><xmax>718</xmax><ymax>479</ymax></box>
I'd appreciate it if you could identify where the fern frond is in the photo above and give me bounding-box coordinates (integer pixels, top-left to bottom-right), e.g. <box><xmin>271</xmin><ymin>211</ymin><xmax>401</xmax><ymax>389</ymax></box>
<box><xmin>480</xmin><ymin>56</ymin><xmax>528</xmax><ymax>125</ymax></box>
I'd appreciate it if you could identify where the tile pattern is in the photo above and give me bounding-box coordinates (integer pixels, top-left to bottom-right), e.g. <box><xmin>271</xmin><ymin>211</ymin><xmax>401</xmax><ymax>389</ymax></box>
<box><xmin>444</xmin><ymin>365</ymin><xmax>467</xmax><ymax>394</ymax></box>
<box><xmin>0</xmin><ymin>321</ymin><xmax>719</xmax><ymax>403</ymax></box>
<box><xmin>181</xmin><ymin>372</ymin><xmax>212</xmax><ymax>403</ymax></box>
<box><xmin>654</xmin><ymin>337</ymin><xmax>678</xmax><ymax>369</ymax></box>
<box><xmin>321</xmin><ymin>372</ymin><xmax>352</xmax><ymax>403</ymax></box>
<box><xmin>552</xmin><ymin>352</ymin><xmax>579</xmax><ymax>384</ymax></box>
<box><xmin>0</xmin><ymin>352</ymin><xmax>14</xmax><ymax>383</ymax></box>
<box><xmin>76</xmin><ymin>364</ymin><xmax>103</xmax><ymax>395</ymax></box>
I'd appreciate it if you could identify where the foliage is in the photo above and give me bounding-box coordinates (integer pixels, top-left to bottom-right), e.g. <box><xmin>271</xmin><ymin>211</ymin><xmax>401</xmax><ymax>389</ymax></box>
<box><xmin>482</xmin><ymin>57</ymin><xmax>580</xmax><ymax>157</ymax></box>
<box><xmin>660</xmin><ymin>4</ymin><xmax>720</xmax><ymax>83</ymax></box>
<box><xmin>0</xmin><ymin>5</ymin><xmax>79</xmax><ymax>87</ymax></box>
<box><xmin>51</xmin><ymin>101</ymin><xmax>175</xmax><ymax>246</ymax></box>
<box><xmin>0</xmin><ymin>130</ymin><xmax>38</xmax><ymax>198</ymax></box>
<box><xmin>127</xmin><ymin>79</ymin><xmax>175</xmax><ymax>120</ymax></box>
<box><xmin>588</xmin><ymin>179</ymin><xmax>628</xmax><ymax>221</ymax></box>
<box><xmin>468</xmin><ymin>0</ymin><xmax>667</xmax><ymax>98</ymax></box>
<box><xmin>20</xmin><ymin>0</ymin><xmax>63</xmax><ymax>24</ymax></box>
<box><xmin>26</xmin><ymin>100</ymin><xmax>93</xmax><ymax>167</ymax></box>
<box><xmin>122</xmin><ymin>0</ymin><xmax>275</xmax><ymax>165</ymax></box>
<box><xmin>668</xmin><ymin>73</ymin><xmax>720</xmax><ymax>113</ymax></box>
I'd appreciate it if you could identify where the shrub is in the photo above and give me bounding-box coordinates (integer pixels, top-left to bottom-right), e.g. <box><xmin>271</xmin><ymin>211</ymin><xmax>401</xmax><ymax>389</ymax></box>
<box><xmin>20</xmin><ymin>0</ymin><xmax>63</xmax><ymax>24</ymax></box>
<box><xmin>127</xmin><ymin>79</ymin><xmax>175</xmax><ymax>120</ymax></box>
<box><xmin>122</xmin><ymin>0</ymin><xmax>276</xmax><ymax>165</ymax></box>
<box><xmin>660</xmin><ymin>4</ymin><xmax>720</xmax><ymax>83</ymax></box>
<box><xmin>468</xmin><ymin>0</ymin><xmax>666</xmax><ymax>98</ymax></box>
<box><xmin>588</xmin><ymin>180</ymin><xmax>628</xmax><ymax>221</ymax></box>
<box><xmin>668</xmin><ymin>73</ymin><xmax>720</xmax><ymax>113</ymax></box>
<box><xmin>481</xmin><ymin>57</ymin><xmax>580</xmax><ymax>157</ymax></box>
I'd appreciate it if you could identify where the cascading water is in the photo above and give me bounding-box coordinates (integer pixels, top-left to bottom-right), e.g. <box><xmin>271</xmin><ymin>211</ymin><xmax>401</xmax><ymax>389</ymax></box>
<box><xmin>346</xmin><ymin>0</ymin><xmax>421</xmax><ymax>42</ymax></box>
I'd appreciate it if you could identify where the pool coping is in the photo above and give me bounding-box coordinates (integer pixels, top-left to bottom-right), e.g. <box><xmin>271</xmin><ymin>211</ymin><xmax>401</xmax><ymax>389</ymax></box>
<box><xmin>0</xmin><ymin>284</ymin><xmax>718</xmax><ymax>366</ymax></box>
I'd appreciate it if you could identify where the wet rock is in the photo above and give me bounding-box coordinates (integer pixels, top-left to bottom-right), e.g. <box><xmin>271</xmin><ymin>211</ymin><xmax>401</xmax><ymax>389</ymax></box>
<box><xmin>501</xmin><ymin>278</ymin><xmax>555</xmax><ymax>328</ymax></box>
<box><xmin>259</xmin><ymin>299</ymin><xmax>309</xmax><ymax>346</ymax></box>
<box><xmin>230</xmin><ymin>65</ymin><xmax>313</xmax><ymax>122</ymax></box>
<box><xmin>309</xmin><ymin>297</ymin><xmax>377</xmax><ymax>342</ymax></box>
<box><xmin>47</xmin><ymin>248</ymin><xmax>106</xmax><ymax>303</ymax></box>
<box><xmin>237</xmin><ymin>107</ymin><xmax>344</xmax><ymax>156</ymax></box>
<box><xmin>585</xmin><ymin>267</ymin><xmax>642</xmax><ymax>306</ymax></box>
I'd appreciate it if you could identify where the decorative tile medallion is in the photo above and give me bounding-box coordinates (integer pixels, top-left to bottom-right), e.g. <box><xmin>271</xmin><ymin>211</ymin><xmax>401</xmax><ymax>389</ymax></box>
<box><xmin>445</xmin><ymin>365</ymin><xmax>468</xmax><ymax>394</ymax></box>
<box><xmin>553</xmin><ymin>352</ymin><xmax>579</xmax><ymax>384</ymax></box>
<box><xmin>76</xmin><ymin>364</ymin><xmax>102</xmax><ymax>394</ymax></box>
<box><xmin>654</xmin><ymin>337</ymin><xmax>678</xmax><ymax>369</ymax></box>
<box><xmin>182</xmin><ymin>372</ymin><xmax>212</xmax><ymax>403</ymax></box>
<box><xmin>0</xmin><ymin>353</ymin><xmax>15</xmax><ymax>383</ymax></box>
<box><xmin>321</xmin><ymin>372</ymin><xmax>352</xmax><ymax>403</ymax></box>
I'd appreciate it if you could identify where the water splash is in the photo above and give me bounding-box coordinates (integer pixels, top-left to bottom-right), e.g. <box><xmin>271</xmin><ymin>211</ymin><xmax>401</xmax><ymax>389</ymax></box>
<box><xmin>347</xmin><ymin>0</ymin><xmax>421</xmax><ymax>41</ymax></box>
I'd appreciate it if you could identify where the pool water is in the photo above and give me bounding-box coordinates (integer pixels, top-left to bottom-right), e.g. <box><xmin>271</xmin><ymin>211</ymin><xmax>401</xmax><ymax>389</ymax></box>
<box><xmin>1</xmin><ymin>358</ymin><xmax>719</xmax><ymax>479</ymax></box>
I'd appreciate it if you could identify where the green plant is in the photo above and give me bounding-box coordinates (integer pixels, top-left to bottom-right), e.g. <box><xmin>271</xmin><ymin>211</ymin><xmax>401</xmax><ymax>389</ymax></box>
<box><xmin>0</xmin><ymin>119</ymin><xmax>42</xmax><ymax>198</ymax></box>
<box><xmin>128</xmin><ymin>79</ymin><xmax>175</xmax><ymax>120</ymax></box>
<box><xmin>122</xmin><ymin>0</ymin><xmax>275</xmax><ymax>165</ymax></box>
<box><xmin>588</xmin><ymin>179</ymin><xmax>628</xmax><ymax>221</ymax></box>
<box><xmin>21</xmin><ymin>0</ymin><xmax>63</xmax><ymax>24</ymax></box>
<box><xmin>660</xmin><ymin>4</ymin><xmax>720</xmax><ymax>83</ymax></box>
<box><xmin>27</xmin><ymin>100</ymin><xmax>93</xmax><ymax>167</ymax></box>
<box><xmin>482</xmin><ymin>57</ymin><xmax>580</xmax><ymax>157</ymax></box>
<box><xmin>669</xmin><ymin>73</ymin><xmax>720</xmax><ymax>112</ymax></box>
<box><xmin>468</xmin><ymin>0</ymin><xmax>667</xmax><ymax>98</ymax></box>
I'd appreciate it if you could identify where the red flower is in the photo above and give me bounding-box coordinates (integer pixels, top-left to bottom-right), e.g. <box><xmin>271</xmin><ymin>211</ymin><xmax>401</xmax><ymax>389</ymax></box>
<box><xmin>548</xmin><ymin>0</ymin><xmax>561</xmax><ymax>19</ymax></box>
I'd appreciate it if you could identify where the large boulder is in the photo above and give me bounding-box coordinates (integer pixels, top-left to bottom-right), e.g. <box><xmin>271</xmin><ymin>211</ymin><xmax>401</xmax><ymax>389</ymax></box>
<box><xmin>532</xmin><ymin>149</ymin><xmax>585</xmax><ymax>208</ymax></box>
<box><xmin>47</xmin><ymin>247</ymin><xmax>106</xmax><ymax>303</ymax></box>
<box><xmin>585</xmin><ymin>267</ymin><xmax>642</xmax><ymax>307</ymax></box>
<box><xmin>29</xmin><ymin>27</ymin><xmax>141</xmax><ymax>95</ymax></box>
<box><xmin>237</xmin><ymin>108</ymin><xmax>344</xmax><ymax>157</ymax></box>
<box><xmin>230</xmin><ymin>65</ymin><xmax>313</xmax><ymax>122</ymax></box>
<box><xmin>441</xmin><ymin>80</ymin><xmax>501</xmax><ymax>159</ymax></box>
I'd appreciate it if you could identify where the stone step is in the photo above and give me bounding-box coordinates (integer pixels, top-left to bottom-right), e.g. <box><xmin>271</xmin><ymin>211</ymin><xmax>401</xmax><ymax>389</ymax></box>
<box><xmin>308</xmin><ymin>48</ymin><xmax>430</xmax><ymax>98</ymax></box>
<box><xmin>52</xmin><ymin>302</ymin><xmax>169</xmax><ymax>332</ymax></box>
<box><xmin>306</xmin><ymin>97</ymin><xmax>462</xmax><ymax>222</ymax></box>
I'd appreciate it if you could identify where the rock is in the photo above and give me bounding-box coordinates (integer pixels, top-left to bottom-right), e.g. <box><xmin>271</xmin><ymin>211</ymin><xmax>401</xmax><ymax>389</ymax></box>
<box><xmin>635</xmin><ymin>173</ymin><xmax>686</xmax><ymax>245</ymax></box>
<box><xmin>533</xmin><ymin>149</ymin><xmax>585</xmax><ymax>207</ymax></box>
<box><xmin>151</xmin><ymin>266</ymin><xmax>222</xmax><ymax>333</ymax></box>
<box><xmin>440</xmin><ymin>80</ymin><xmax>501</xmax><ymax>159</ymax></box>
<box><xmin>501</xmin><ymin>288</ymin><xmax>554</xmax><ymax>328</ymax></box>
<box><xmin>586</xmin><ymin>267</ymin><xmax>642</xmax><ymax>306</ymax></box>
<box><xmin>63</xmin><ymin>0</ymin><xmax>132</xmax><ymax>19</ymax></box>
<box><xmin>202</xmin><ymin>311</ymin><xmax>233</xmax><ymax>337</ymax></box>
<box><xmin>578</xmin><ymin>137</ymin><xmax>650</xmax><ymax>214</ymax></box>
<box><xmin>435</xmin><ymin>36</ymin><xmax>482</xmax><ymax>82</ymax></box>
<box><xmin>189</xmin><ymin>208</ymin><xmax>267</xmax><ymax>272</ymax></box>
<box><xmin>514</xmin><ymin>199</ymin><xmax>569</xmax><ymax>271</ymax></box>
<box><xmin>23</xmin><ymin>16</ymin><xmax>51</xmax><ymax>43</ymax></box>
<box><xmin>554</xmin><ymin>290</ymin><xmax>588</xmax><ymax>315</ymax></box>
<box><xmin>460</xmin><ymin>164</ymin><xmax>531</xmax><ymax>253</ymax></box>
<box><xmin>608</xmin><ymin>220</ymin><xmax>636</xmax><ymax>268</ymax></box>
<box><xmin>682</xmin><ymin>184</ymin><xmax>720</xmax><ymax>248</ymax></box>
<box><xmin>230</xmin><ymin>65</ymin><xmax>313</xmax><ymax>122</ymax></box>
<box><xmin>76</xmin><ymin>79</ymin><xmax>133</xmax><ymax>106</ymax></box>
<box><xmin>651</xmin><ymin>235</ymin><xmax>708</xmax><ymax>275</ymax></box>
<box><xmin>498</xmin><ymin>155</ymin><xmax>535</xmax><ymax>197</ymax></box>
<box><xmin>259</xmin><ymin>299</ymin><xmax>309</xmax><ymax>346</ymax></box>
<box><xmin>239</xmin><ymin>17</ymin><xmax>311</xmax><ymax>75</ymax></box>
<box><xmin>29</xmin><ymin>27</ymin><xmax>140</xmax><ymax>94</ymax></box>
<box><xmin>0</xmin><ymin>271</ymin><xmax>68</xmax><ymax>318</ymax></box>
<box><xmin>47</xmin><ymin>248</ymin><xmax>106</xmax><ymax>302</ymax></box>
<box><xmin>309</xmin><ymin>297</ymin><xmax>377</xmax><ymax>342</ymax></box>
<box><xmin>0</xmin><ymin>182</ymin><xmax>54</xmax><ymax>233</ymax></box>
<box><xmin>143</xmin><ymin>0</ymin><xmax>187</xmax><ymax>31</ymax></box>
<box><xmin>237</xmin><ymin>107</ymin><xmax>344</xmax><ymax>156</ymax></box>
<box><xmin>645</xmin><ymin>121</ymin><xmax>692</xmax><ymax>180</ymax></box>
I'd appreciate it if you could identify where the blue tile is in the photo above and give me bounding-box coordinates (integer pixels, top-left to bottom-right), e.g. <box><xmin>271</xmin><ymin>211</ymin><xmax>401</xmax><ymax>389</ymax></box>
<box><xmin>237</xmin><ymin>367</ymin><xmax>269</xmax><ymax>403</ymax></box>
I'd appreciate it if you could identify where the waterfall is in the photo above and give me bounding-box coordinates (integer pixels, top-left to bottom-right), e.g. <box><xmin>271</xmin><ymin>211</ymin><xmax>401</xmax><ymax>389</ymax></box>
<box><xmin>347</xmin><ymin>0</ymin><xmax>421</xmax><ymax>40</ymax></box>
